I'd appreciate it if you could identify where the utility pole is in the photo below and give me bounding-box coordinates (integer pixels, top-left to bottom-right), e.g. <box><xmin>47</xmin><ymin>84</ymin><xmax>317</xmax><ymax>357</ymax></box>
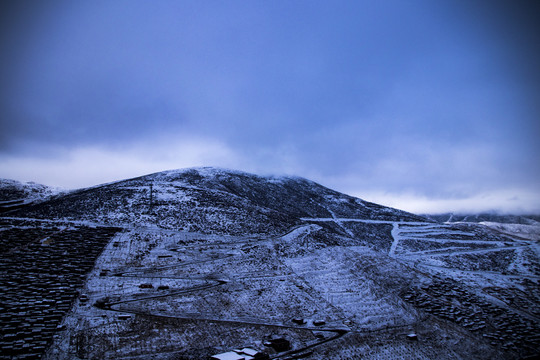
<box><xmin>149</xmin><ymin>183</ymin><xmax>153</xmax><ymax>214</ymax></box>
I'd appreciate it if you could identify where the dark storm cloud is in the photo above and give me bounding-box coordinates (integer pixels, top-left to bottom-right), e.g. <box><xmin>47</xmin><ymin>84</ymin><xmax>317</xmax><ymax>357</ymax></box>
<box><xmin>0</xmin><ymin>0</ymin><xmax>539</xmax><ymax>213</ymax></box>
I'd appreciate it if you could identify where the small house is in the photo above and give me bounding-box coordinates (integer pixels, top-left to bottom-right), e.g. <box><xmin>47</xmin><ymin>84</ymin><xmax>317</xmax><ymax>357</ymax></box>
<box><xmin>406</xmin><ymin>333</ymin><xmax>418</xmax><ymax>341</ymax></box>
<box><xmin>209</xmin><ymin>351</ymin><xmax>246</xmax><ymax>360</ymax></box>
<box><xmin>210</xmin><ymin>348</ymin><xmax>269</xmax><ymax>360</ymax></box>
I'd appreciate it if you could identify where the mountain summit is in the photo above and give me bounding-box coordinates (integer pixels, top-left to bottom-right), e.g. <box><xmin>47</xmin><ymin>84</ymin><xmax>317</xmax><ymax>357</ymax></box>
<box><xmin>16</xmin><ymin>167</ymin><xmax>425</xmax><ymax>234</ymax></box>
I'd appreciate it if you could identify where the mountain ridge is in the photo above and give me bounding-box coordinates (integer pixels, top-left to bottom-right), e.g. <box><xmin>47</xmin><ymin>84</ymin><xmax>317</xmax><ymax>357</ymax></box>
<box><xmin>424</xmin><ymin>212</ymin><xmax>540</xmax><ymax>225</ymax></box>
<box><xmin>12</xmin><ymin>167</ymin><xmax>428</xmax><ymax>234</ymax></box>
<box><xmin>0</xmin><ymin>178</ymin><xmax>59</xmax><ymax>202</ymax></box>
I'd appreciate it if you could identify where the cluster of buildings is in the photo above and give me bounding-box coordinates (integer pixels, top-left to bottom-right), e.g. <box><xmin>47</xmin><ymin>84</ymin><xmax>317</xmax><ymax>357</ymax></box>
<box><xmin>0</xmin><ymin>219</ymin><xmax>120</xmax><ymax>359</ymax></box>
<box><xmin>402</xmin><ymin>276</ymin><xmax>540</xmax><ymax>356</ymax></box>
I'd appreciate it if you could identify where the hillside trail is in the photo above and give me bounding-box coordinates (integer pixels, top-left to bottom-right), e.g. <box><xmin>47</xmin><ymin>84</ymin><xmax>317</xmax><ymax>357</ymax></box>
<box><xmin>93</xmin><ymin>227</ymin><xmax>352</xmax><ymax>359</ymax></box>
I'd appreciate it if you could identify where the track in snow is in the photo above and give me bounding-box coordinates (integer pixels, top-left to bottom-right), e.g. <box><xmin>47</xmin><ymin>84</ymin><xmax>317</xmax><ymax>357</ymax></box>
<box><xmin>91</xmin><ymin>229</ymin><xmax>351</xmax><ymax>359</ymax></box>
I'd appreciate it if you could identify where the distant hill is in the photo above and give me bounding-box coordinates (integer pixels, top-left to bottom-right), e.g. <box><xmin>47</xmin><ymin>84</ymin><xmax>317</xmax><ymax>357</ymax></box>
<box><xmin>0</xmin><ymin>179</ymin><xmax>61</xmax><ymax>212</ymax></box>
<box><xmin>0</xmin><ymin>178</ymin><xmax>57</xmax><ymax>202</ymax></box>
<box><xmin>424</xmin><ymin>213</ymin><xmax>540</xmax><ymax>225</ymax></box>
<box><xmin>424</xmin><ymin>212</ymin><xmax>540</xmax><ymax>241</ymax></box>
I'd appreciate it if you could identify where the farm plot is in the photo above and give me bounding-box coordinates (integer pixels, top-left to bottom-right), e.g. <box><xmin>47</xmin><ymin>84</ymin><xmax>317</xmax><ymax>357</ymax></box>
<box><xmin>341</xmin><ymin>222</ymin><xmax>394</xmax><ymax>252</ymax></box>
<box><xmin>0</xmin><ymin>219</ymin><xmax>120</xmax><ymax>360</ymax></box>
<box><xmin>45</xmin><ymin>228</ymin><xmax>351</xmax><ymax>359</ymax></box>
<box><xmin>396</xmin><ymin>239</ymin><xmax>506</xmax><ymax>255</ymax></box>
<box><xmin>421</xmin><ymin>249</ymin><xmax>519</xmax><ymax>273</ymax></box>
<box><xmin>68</xmin><ymin>315</ymin><xmax>319</xmax><ymax>360</ymax></box>
<box><xmin>285</xmin><ymin>246</ymin><xmax>418</xmax><ymax>330</ymax></box>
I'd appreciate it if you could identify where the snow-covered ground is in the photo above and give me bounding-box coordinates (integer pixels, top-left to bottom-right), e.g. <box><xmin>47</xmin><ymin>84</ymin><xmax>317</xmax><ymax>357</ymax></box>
<box><xmin>42</xmin><ymin>216</ymin><xmax>538</xmax><ymax>359</ymax></box>
<box><xmin>480</xmin><ymin>221</ymin><xmax>540</xmax><ymax>241</ymax></box>
<box><xmin>0</xmin><ymin>178</ymin><xmax>63</xmax><ymax>208</ymax></box>
<box><xmin>3</xmin><ymin>168</ymin><xmax>538</xmax><ymax>359</ymax></box>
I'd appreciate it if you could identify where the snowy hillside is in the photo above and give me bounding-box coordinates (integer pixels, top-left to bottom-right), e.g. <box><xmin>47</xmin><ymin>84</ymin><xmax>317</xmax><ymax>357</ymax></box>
<box><xmin>2</xmin><ymin>167</ymin><xmax>539</xmax><ymax>359</ymax></box>
<box><xmin>14</xmin><ymin>167</ymin><xmax>425</xmax><ymax>234</ymax></box>
<box><xmin>426</xmin><ymin>212</ymin><xmax>540</xmax><ymax>225</ymax></box>
<box><xmin>425</xmin><ymin>212</ymin><xmax>540</xmax><ymax>241</ymax></box>
<box><xmin>0</xmin><ymin>178</ymin><xmax>61</xmax><ymax>213</ymax></box>
<box><xmin>0</xmin><ymin>178</ymin><xmax>58</xmax><ymax>202</ymax></box>
<box><xmin>479</xmin><ymin>222</ymin><xmax>540</xmax><ymax>241</ymax></box>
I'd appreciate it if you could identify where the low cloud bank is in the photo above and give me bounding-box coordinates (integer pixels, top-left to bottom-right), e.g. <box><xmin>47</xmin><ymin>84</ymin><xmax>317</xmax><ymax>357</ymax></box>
<box><xmin>1</xmin><ymin>137</ymin><xmax>538</xmax><ymax>215</ymax></box>
<box><xmin>357</xmin><ymin>190</ymin><xmax>540</xmax><ymax>215</ymax></box>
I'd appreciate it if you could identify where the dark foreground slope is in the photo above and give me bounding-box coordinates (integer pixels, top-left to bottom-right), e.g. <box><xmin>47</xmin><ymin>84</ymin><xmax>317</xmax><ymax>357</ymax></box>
<box><xmin>0</xmin><ymin>218</ymin><xmax>121</xmax><ymax>359</ymax></box>
<box><xmin>14</xmin><ymin>167</ymin><xmax>425</xmax><ymax>234</ymax></box>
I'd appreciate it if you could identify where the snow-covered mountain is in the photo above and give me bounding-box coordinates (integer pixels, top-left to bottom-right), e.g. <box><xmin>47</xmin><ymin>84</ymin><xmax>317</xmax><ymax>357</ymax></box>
<box><xmin>2</xmin><ymin>167</ymin><xmax>539</xmax><ymax>359</ymax></box>
<box><xmin>0</xmin><ymin>178</ymin><xmax>58</xmax><ymax>202</ymax></box>
<box><xmin>15</xmin><ymin>167</ymin><xmax>426</xmax><ymax>234</ymax></box>
<box><xmin>425</xmin><ymin>212</ymin><xmax>540</xmax><ymax>241</ymax></box>
<box><xmin>0</xmin><ymin>178</ymin><xmax>61</xmax><ymax>212</ymax></box>
<box><xmin>425</xmin><ymin>212</ymin><xmax>540</xmax><ymax>225</ymax></box>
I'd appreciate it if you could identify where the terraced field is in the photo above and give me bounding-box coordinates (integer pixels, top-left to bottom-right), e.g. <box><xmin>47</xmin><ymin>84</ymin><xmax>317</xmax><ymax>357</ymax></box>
<box><xmin>41</xmin><ymin>216</ymin><xmax>538</xmax><ymax>359</ymax></box>
<box><xmin>2</xmin><ymin>168</ymin><xmax>538</xmax><ymax>359</ymax></box>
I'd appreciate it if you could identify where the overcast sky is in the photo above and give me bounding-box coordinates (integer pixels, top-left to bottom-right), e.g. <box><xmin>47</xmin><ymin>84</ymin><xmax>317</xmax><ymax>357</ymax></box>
<box><xmin>1</xmin><ymin>0</ymin><xmax>539</xmax><ymax>214</ymax></box>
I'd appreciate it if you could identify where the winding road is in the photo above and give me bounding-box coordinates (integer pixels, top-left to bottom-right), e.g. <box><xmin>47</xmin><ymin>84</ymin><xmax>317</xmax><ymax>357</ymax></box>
<box><xmin>93</xmin><ymin>229</ymin><xmax>351</xmax><ymax>359</ymax></box>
